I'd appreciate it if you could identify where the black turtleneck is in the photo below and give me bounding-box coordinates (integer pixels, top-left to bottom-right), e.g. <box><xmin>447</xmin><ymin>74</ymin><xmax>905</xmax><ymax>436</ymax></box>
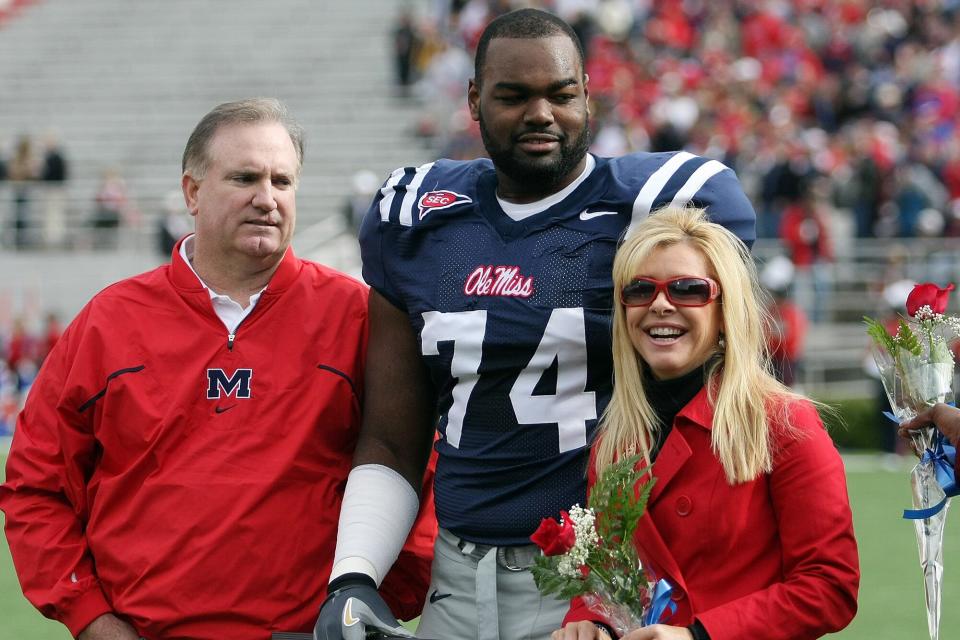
<box><xmin>643</xmin><ymin>364</ymin><xmax>713</xmax><ymax>640</ymax></box>
<box><xmin>644</xmin><ymin>364</ymin><xmax>706</xmax><ymax>460</ymax></box>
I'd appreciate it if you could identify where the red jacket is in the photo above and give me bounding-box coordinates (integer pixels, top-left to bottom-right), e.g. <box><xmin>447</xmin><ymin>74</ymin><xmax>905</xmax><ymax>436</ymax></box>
<box><xmin>0</xmin><ymin>243</ymin><xmax>436</xmax><ymax>639</ymax></box>
<box><xmin>565</xmin><ymin>389</ymin><xmax>859</xmax><ymax>639</ymax></box>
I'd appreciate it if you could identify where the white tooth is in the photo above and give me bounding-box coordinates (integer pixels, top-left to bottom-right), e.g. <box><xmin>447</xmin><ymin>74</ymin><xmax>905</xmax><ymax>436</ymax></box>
<box><xmin>649</xmin><ymin>327</ymin><xmax>682</xmax><ymax>337</ymax></box>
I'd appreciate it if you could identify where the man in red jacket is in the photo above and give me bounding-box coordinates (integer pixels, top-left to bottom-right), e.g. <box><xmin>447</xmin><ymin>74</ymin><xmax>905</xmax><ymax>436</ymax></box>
<box><xmin>0</xmin><ymin>98</ymin><xmax>436</xmax><ymax>640</ymax></box>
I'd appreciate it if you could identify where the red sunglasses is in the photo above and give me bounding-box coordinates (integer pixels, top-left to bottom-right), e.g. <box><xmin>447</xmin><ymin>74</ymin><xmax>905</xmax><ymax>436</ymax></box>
<box><xmin>621</xmin><ymin>276</ymin><xmax>721</xmax><ymax>307</ymax></box>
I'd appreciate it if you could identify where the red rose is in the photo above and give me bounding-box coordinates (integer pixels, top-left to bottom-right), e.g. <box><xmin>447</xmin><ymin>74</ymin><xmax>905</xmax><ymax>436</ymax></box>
<box><xmin>906</xmin><ymin>283</ymin><xmax>955</xmax><ymax>316</ymax></box>
<box><xmin>530</xmin><ymin>510</ymin><xmax>576</xmax><ymax>556</ymax></box>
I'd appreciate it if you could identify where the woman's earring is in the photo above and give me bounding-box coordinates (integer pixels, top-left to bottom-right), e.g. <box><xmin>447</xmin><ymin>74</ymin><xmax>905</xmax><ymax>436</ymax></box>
<box><xmin>718</xmin><ymin>333</ymin><xmax>726</xmax><ymax>351</ymax></box>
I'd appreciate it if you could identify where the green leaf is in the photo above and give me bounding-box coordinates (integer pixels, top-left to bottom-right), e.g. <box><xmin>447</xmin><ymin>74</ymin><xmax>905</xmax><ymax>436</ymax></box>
<box><xmin>864</xmin><ymin>316</ymin><xmax>897</xmax><ymax>354</ymax></box>
<box><xmin>530</xmin><ymin>556</ymin><xmax>589</xmax><ymax>599</ymax></box>
<box><xmin>897</xmin><ymin>319</ymin><xmax>923</xmax><ymax>357</ymax></box>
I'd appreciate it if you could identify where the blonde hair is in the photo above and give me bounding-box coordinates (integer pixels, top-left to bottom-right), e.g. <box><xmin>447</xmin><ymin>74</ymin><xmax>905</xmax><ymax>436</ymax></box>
<box><xmin>595</xmin><ymin>206</ymin><xmax>803</xmax><ymax>484</ymax></box>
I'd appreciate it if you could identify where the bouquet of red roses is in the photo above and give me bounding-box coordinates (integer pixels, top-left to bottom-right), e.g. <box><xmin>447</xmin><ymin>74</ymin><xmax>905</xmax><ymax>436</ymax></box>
<box><xmin>864</xmin><ymin>281</ymin><xmax>960</xmax><ymax>640</ymax></box>
<box><xmin>529</xmin><ymin>455</ymin><xmax>672</xmax><ymax>637</ymax></box>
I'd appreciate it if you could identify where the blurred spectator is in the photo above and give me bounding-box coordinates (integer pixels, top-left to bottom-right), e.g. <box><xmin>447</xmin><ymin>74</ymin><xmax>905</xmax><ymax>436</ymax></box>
<box><xmin>8</xmin><ymin>134</ymin><xmax>38</xmax><ymax>249</ymax></box>
<box><xmin>39</xmin><ymin>132</ymin><xmax>69</xmax><ymax>249</ymax></box>
<box><xmin>38</xmin><ymin>311</ymin><xmax>62</xmax><ymax>365</ymax></box>
<box><xmin>0</xmin><ymin>360</ymin><xmax>16</xmax><ymax>435</ymax></box>
<box><xmin>780</xmin><ymin>187</ymin><xmax>834</xmax><ymax>323</ymax></box>
<box><xmin>156</xmin><ymin>189</ymin><xmax>191</xmax><ymax>256</ymax></box>
<box><xmin>393</xmin><ymin>6</ymin><xmax>421</xmax><ymax>94</ymax></box>
<box><xmin>5</xmin><ymin>317</ymin><xmax>38</xmax><ymax>396</ymax></box>
<box><xmin>91</xmin><ymin>168</ymin><xmax>136</xmax><ymax>249</ymax></box>
<box><xmin>761</xmin><ymin>255</ymin><xmax>808</xmax><ymax>389</ymax></box>
<box><xmin>761</xmin><ymin>140</ymin><xmax>815</xmax><ymax>238</ymax></box>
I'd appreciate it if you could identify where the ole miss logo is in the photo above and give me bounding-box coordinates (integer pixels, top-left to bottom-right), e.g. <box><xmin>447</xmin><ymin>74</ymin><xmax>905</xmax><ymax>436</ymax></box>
<box><xmin>464</xmin><ymin>265</ymin><xmax>534</xmax><ymax>298</ymax></box>
<box><xmin>206</xmin><ymin>368</ymin><xmax>253</xmax><ymax>399</ymax></box>
<box><xmin>417</xmin><ymin>190</ymin><xmax>472</xmax><ymax>220</ymax></box>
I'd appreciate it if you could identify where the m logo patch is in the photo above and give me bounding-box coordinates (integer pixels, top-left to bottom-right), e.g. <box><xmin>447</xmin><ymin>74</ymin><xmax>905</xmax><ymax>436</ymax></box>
<box><xmin>417</xmin><ymin>190</ymin><xmax>472</xmax><ymax>220</ymax></box>
<box><xmin>206</xmin><ymin>368</ymin><xmax>253</xmax><ymax>399</ymax></box>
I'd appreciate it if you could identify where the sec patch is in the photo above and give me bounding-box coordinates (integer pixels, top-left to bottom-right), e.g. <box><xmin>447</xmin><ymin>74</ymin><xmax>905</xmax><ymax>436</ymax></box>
<box><xmin>417</xmin><ymin>190</ymin><xmax>472</xmax><ymax>220</ymax></box>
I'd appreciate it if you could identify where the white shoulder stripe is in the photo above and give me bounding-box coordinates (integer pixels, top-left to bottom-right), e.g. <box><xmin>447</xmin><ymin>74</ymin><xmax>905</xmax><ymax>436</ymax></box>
<box><xmin>630</xmin><ymin>151</ymin><xmax>696</xmax><ymax>225</ymax></box>
<box><xmin>398</xmin><ymin>162</ymin><xmax>436</xmax><ymax>227</ymax></box>
<box><xmin>378</xmin><ymin>167</ymin><xmax>409</xmax><ymax>222</ymax></box>
<box><xmin>669</xmin><ymin>160</ymin><xmax>726</xmax><ymax>209</ymax></box>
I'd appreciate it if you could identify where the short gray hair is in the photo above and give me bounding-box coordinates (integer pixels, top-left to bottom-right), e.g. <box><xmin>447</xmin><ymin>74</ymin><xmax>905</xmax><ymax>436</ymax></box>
<box><xmin>182</xmin><ymin>98</ymin><xmax>304</xmax><ymax>180</ymax></box>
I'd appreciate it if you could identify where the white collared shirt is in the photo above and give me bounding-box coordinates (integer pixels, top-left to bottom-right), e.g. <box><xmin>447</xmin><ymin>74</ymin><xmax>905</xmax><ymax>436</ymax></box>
<box><xmin>179</xmin><ymin>235</ymin><xmax>265</xmax><ymax>334</ymax></box>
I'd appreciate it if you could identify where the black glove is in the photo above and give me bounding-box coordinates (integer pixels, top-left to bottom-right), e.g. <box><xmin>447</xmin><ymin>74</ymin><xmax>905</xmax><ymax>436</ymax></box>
<box><xmin>313</xmin><ymin>573</ymin><xmax>413</xmax><ymax>640</ymax></box>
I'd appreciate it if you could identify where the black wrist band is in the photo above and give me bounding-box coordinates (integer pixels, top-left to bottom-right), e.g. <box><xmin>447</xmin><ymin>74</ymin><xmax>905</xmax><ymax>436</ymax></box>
<box><xmin>687</xmin><ymin>619</ymin><xmax>710</xmax><ymax>640</ymax></box>
<box><xmin>327</xmin><ymin>572</ymin><xmax>376</xmax><ymax>594</ymax></box>
<box><xmin>594</xmin><ymin>621</ymin><xmax>618</xmax><ymax>638</ymax></box>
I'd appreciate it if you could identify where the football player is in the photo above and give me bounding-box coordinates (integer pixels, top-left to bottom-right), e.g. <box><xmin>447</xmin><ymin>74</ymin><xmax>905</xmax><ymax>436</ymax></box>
<box><xmin>315</xmin><ymin>9</ymin><xmax>756</xmax><ymax>640</ymax></box>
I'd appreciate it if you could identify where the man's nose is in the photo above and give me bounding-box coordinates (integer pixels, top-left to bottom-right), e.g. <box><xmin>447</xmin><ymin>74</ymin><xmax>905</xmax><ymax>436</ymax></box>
<box><xmin>524</xmin><ymin>97</ymin><xmax>555</xmax><ymax>126</ymax></box>
<box><xmin>251</xmin><ymin>180</ymin><xmax>277</xmax><ymax>210</ymax></box>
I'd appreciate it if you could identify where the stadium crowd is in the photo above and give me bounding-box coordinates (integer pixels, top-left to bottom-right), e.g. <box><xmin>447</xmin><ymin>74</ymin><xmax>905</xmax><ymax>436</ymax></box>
<box><xmin>398</xmin><ymin>0</ymin><xmax>960</xmax><ymax>241</ymax></box>
<box><xmin>0</xmin><ymin>311</ymin><xmax>60</xmax><ymax>435</ymax></box>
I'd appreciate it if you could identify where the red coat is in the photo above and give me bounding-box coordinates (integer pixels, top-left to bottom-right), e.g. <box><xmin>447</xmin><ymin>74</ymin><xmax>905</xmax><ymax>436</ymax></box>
<box><xmin>566</xmin><ymin>389</ymin><xmax>859</xmax><ymax>639</ymax></box>
<box><xmin>0</xmin><ymin>243</ymin><xmax>437</xmax><ymax>639</ymax></box>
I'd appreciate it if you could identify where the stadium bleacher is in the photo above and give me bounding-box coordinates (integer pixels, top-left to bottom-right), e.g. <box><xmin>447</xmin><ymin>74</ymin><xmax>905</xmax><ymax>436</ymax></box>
<box><xmin>1</xmin><ymin>0</ymin><xmax>959</xmax><ymax>401</ymax></box>
<box><xmin>0</xmin><ymin>0</ymin><xmax>433</xmax><ymax>269</ymax></box>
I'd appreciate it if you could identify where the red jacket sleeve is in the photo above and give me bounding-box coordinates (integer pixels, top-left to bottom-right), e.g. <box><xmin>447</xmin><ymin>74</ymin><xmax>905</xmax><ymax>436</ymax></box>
<box><xmin>0</xmin><ymin>307</ymin><xmax>113</xmax><ymax>637</ymax></box>
<box><xmin>695</xmin><ymin>405</ymin><xmax>859</xmax><ymax>639</ymax></box>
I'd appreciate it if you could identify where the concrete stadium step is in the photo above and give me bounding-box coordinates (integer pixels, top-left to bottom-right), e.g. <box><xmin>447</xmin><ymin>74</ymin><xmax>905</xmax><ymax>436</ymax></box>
<box><xmin>0</xmin><ymin>0</ymin><xmax>434</xmax><ymax>230</ymax></box>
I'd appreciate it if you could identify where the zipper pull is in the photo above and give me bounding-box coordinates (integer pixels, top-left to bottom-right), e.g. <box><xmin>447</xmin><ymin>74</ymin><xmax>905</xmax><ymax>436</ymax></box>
<box><xmin>227</xmin><ymin>333</ymin><xmax>236</xmax><ymax>350</ymax></box>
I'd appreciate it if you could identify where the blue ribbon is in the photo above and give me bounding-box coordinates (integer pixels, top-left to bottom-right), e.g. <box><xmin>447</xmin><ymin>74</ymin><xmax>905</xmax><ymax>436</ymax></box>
<box><xmin>886</xmin><ymin>411</ymin><xmax>960</xmax><ymax>520</ymax></box>
<box><xmin>643</xmin><ymin>578</ymin><xmax>677</xmax><ymax>626</ymax></box>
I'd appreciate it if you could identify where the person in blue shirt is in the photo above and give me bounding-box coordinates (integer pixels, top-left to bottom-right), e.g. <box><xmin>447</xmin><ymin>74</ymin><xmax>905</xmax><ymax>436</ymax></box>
<box><xmin>314</xmin><ymin>8</ymin><xmax>756</xmax><ymax>640</ymax></box>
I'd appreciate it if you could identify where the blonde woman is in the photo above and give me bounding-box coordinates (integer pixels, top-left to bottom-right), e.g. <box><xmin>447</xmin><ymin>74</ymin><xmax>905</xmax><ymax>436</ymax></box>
<box><xmin>554</xmin><ymin>207</ymin><xmax>859</xmax><ymax>640</ymax></box>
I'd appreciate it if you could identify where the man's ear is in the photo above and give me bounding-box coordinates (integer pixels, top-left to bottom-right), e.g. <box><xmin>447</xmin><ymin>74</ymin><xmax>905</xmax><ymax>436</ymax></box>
<box><xmin>467</xmin><ymin>79</ymin><xmax>481</xmax><ymax>122</ymax></box>
<box><xmin>181</xmin><ymin>173</ymin><xmax>200</xmax><ymax>218</ymax></box>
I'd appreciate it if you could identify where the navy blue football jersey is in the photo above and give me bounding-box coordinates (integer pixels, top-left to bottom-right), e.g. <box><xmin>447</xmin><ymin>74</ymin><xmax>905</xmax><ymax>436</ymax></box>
<box><xmin>359</xmin><ymin>151</ymin><xmax>756</xmax><ymax>545</ymax></box>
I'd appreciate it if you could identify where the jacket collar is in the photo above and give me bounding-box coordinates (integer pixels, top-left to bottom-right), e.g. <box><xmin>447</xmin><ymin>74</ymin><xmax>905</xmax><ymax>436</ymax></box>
<box><xmin>631</xmin><ymin>386</ymin><xmax>715</xmax><ymax>600</ymax></box>
<box><xmin>673</xmin><ymin>385</ymin><xmax>714</xmax><ymax>432</ymax></box>
<box><xmin>169</xmin><ymin>236</ymin><xmax>300</xmax><ymax>294</ymax></box>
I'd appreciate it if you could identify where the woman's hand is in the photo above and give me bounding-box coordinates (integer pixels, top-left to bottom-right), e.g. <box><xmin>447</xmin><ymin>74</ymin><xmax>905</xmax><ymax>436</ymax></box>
<box><xmin>552</xmin><ymin>621</ymin><xmax>613</xmax><ymax>640</ymax></box>
<box><xmin>623</xmin><ymin>624</ymin><xmax>694</xmax><ymax>640</ymax></box>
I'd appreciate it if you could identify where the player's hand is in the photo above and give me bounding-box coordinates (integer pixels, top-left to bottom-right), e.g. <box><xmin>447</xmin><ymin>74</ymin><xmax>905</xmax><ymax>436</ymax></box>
<box><xmin>551</xmin><ymin>621</ymin><xmax>612</xmax><ymax>640</ymax></box>
<box><xmin>899</xmin><ymin>403</ymin><xmax>960</xmax><ymax>448</ymax></box>
<box><xmin>622</xmin><ymin>624</ymin><xmax>693</xmax><ymax>640</ymax></box>
<box><xmin>77</xmin><ymin>613</ymin><xmax>142</xmax><ymax>640</ymax></box>
<box><xmin>313</xmin><ymin>573</ymin><xmax>412</xmax><ymax>640</ymax></box>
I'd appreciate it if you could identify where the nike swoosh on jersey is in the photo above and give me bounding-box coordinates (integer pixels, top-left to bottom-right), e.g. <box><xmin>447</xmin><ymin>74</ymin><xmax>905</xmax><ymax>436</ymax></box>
<box><xmin>578</xmin><ymin>210</ymin><xmax>618</xmax><ymax>220</ymax></box>
<box><xmin>429</xmin><ymin>590</ymin><xmax>452</xmax><ymax>604</ymax></box>
<box><xmin>214</xmin><ymin>404</ymin><xmax>237</xmax><ymax>414</ymax></box>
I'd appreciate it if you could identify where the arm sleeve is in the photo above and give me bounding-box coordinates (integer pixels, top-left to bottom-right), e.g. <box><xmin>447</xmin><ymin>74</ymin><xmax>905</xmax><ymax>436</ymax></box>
<box><xmin>0</xmin><ymin>309</ymin><xmax>113</xmax><ymax>636</ymax></box>
<box><xmin>695</xmin><ymin>403</ymin><xmax>860</xmax><ymax>640</ymax></box>
<box><xmin>379</xmin><ymin>448</ymin><xmax>439</xmax><ymax>621</ymax></box>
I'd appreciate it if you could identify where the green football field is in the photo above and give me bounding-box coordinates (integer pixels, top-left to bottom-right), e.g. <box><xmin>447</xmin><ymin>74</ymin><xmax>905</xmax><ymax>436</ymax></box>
<box><xmin>2</xmin><ymin>453</ymin><xmax>959</xmax><ymax>639</ymax></box>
